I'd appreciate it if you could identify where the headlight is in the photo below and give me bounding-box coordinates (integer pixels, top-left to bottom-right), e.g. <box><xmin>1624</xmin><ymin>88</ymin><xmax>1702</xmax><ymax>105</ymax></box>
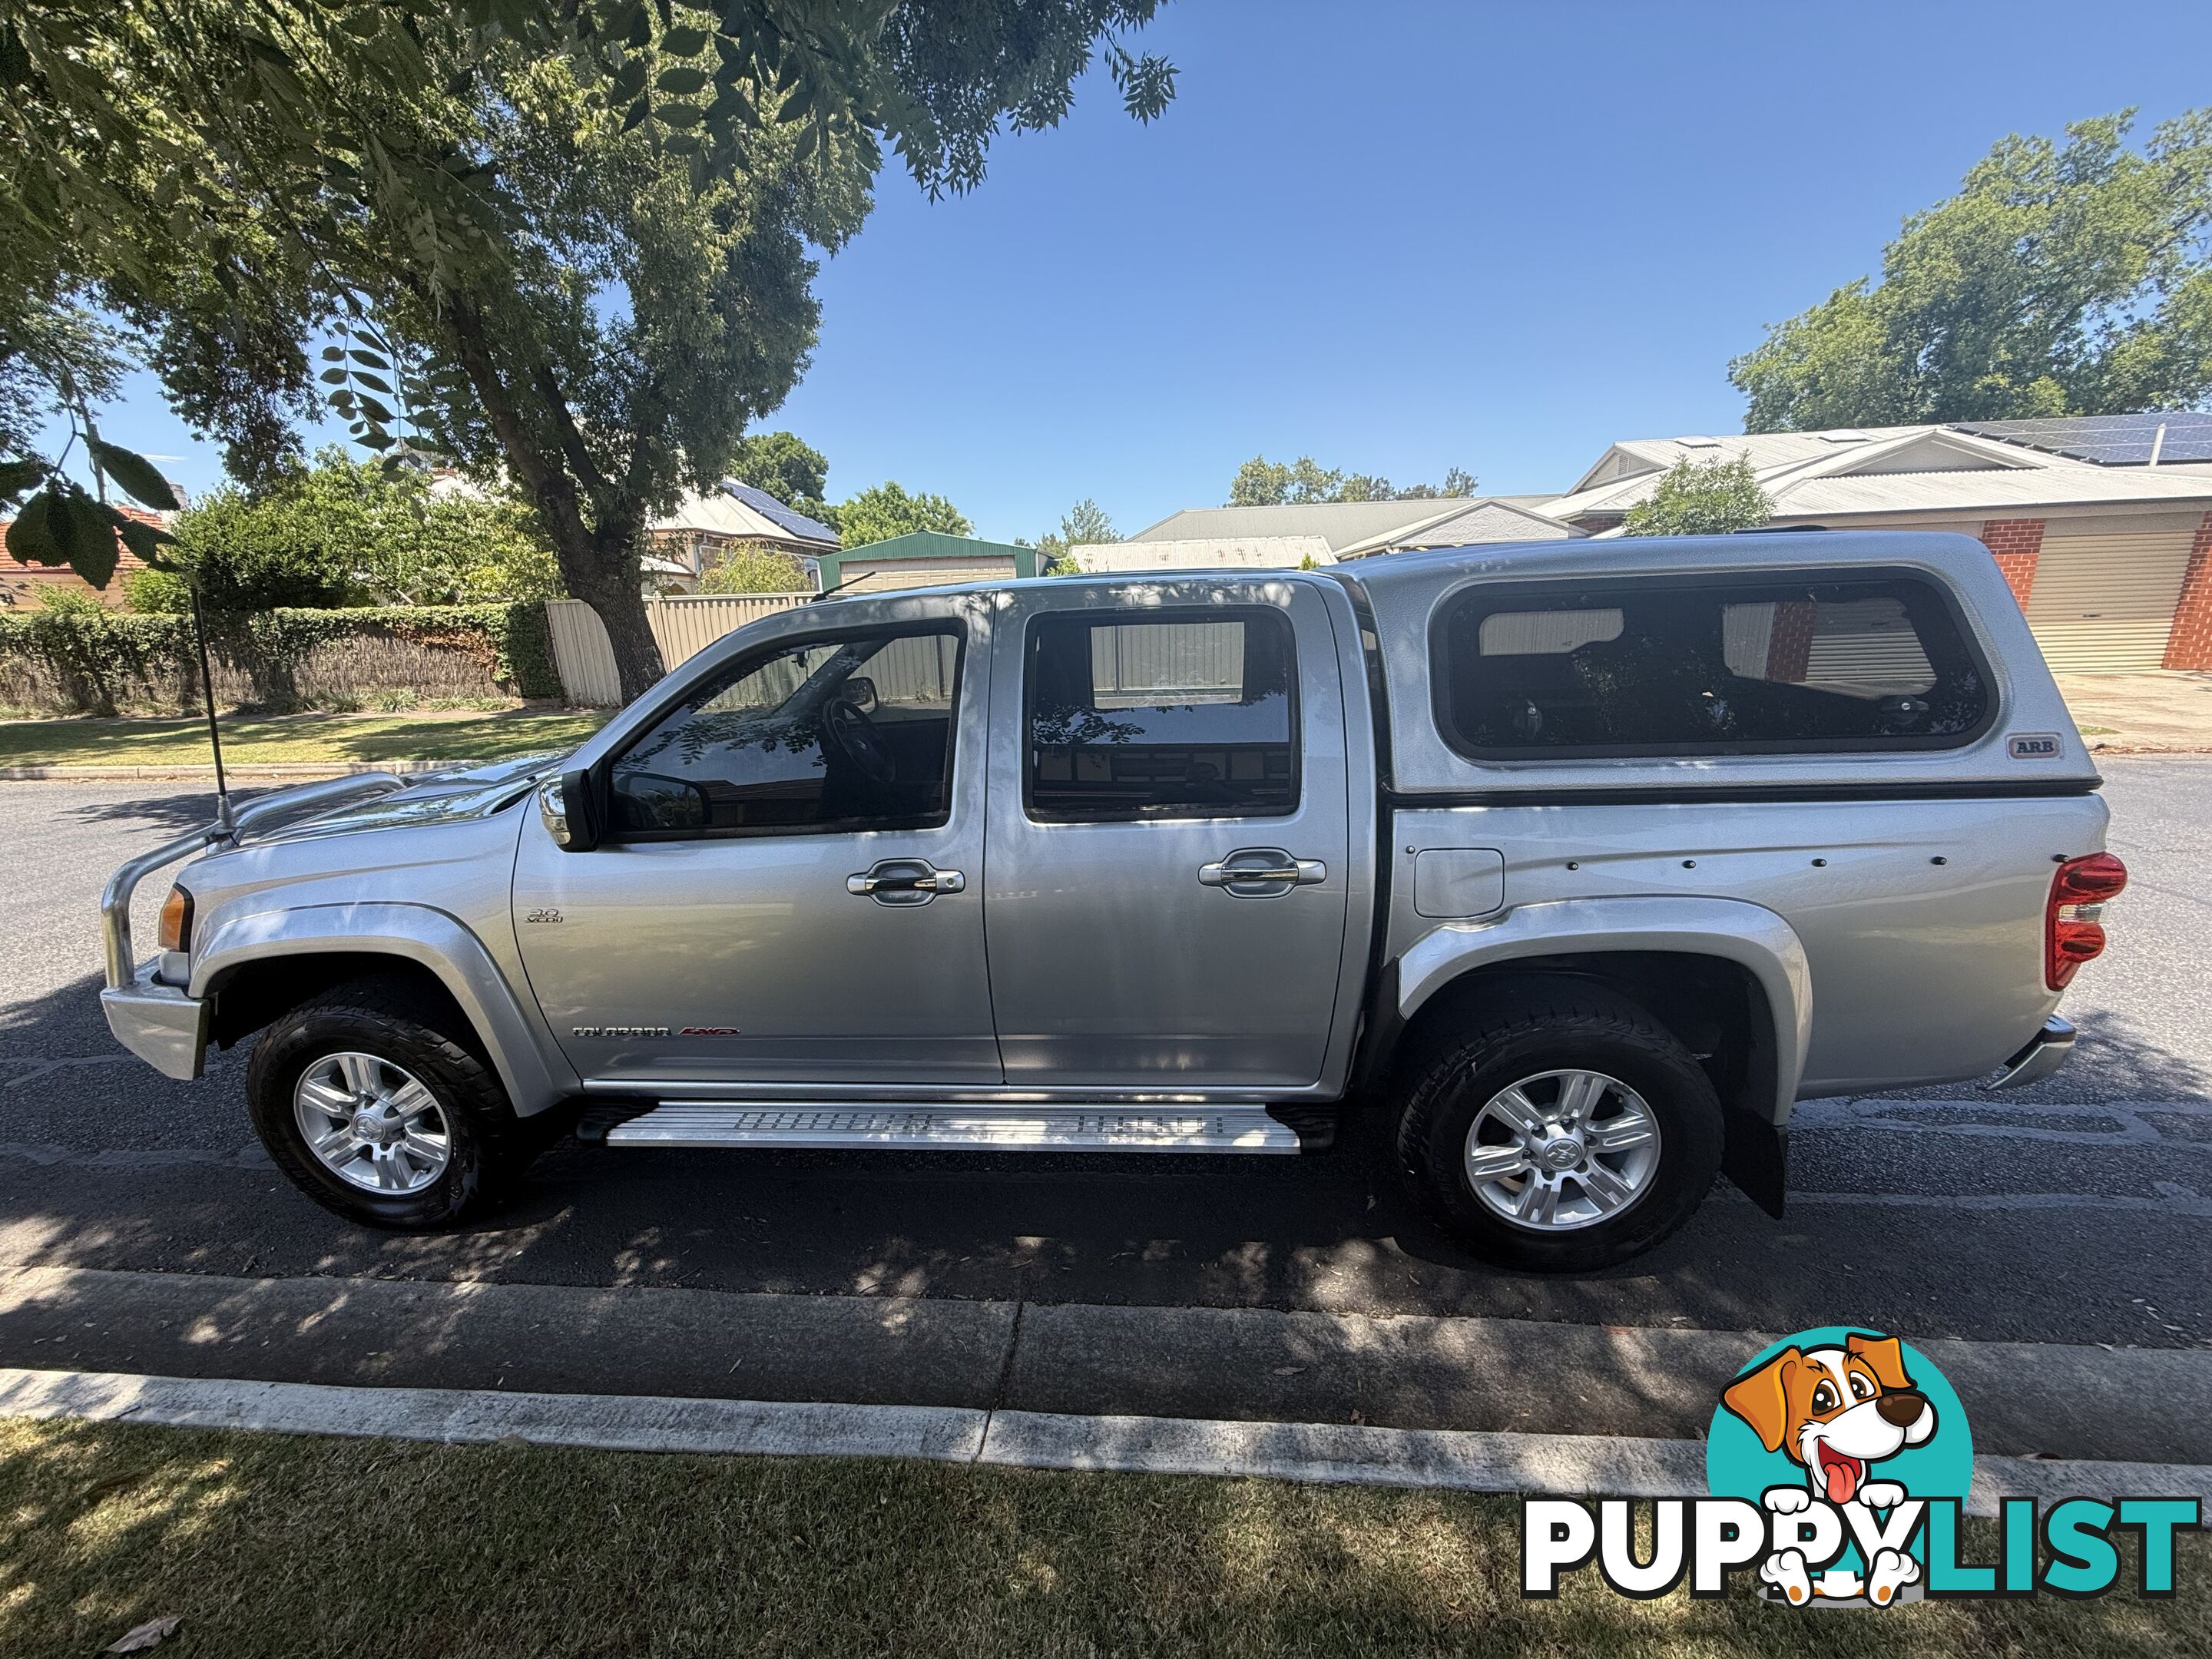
<box><xmin>157</xmin><ymin>884</ymin><xmax>194</xmax><ymax>953</ymax></box>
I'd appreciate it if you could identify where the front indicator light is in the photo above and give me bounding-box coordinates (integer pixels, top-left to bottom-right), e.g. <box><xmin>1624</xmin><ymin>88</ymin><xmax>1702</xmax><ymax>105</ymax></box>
<box><xmin>157</xmin><ymin>884</ymin><xmax>194</xmax><ymax>953</ymax></box>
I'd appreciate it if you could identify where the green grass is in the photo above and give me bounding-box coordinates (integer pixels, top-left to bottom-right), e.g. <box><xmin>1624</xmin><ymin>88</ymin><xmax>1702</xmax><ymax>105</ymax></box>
<box><xmin>0</xmin><ymin>1418</ymin><xmax>2200</xmax><ymax>1658</ymax></box>
<box><xmin>0</xmin><ymin>710</ymin><xmax>606</xmax><ymax>768</ymax></box>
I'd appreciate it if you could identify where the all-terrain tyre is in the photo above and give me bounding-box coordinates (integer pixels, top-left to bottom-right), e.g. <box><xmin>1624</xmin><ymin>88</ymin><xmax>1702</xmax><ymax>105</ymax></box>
<box><xmin>1392</xmin><ymin>985</ymin><xmax>1724</xmax><ymax>1272</ymax></box>
<box><xmin>247</xmin><ymin>975</ymin><xmax>551</xmax><ymax>1230</ymax></box>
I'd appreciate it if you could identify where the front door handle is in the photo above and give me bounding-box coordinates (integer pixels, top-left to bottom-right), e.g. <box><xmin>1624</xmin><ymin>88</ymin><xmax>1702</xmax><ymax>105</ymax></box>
<box><xmin>847</xmin><ymin>858</ymin><xmax>965</xmax><ymax>906</ymax></box>
<box><xmin>1198</xmin><ymin>847</ymin><xmax>1327</xmax><ymax>896</ymax></box>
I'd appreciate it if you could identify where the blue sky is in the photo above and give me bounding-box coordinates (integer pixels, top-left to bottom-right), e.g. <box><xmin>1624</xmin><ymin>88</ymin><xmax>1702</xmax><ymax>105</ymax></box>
<box><xmin>84</xmin><ymin>0</ymin><xmax>2212</xmax><ymax>543</ymax></box>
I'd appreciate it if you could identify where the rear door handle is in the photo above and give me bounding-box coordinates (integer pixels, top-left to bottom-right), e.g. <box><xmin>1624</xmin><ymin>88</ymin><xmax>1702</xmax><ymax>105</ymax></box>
<box><xmin>847</xmin><ymin>858</ymin><xmax>965</xmax><ymax>905</ymax></box>
<box><xmin>1198</xmin><ymin>848</ymin><xmax>1327</xmax><ymax>896</ymax></box>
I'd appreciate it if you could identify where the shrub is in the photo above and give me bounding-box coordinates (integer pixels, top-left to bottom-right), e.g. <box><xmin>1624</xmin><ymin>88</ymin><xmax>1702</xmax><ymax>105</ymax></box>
<box><xmin>700</xmin><ymin>543</ymin><xmax>810</xmax><ymax>593</ymax></box>
<box><xmin>0</xmin><ymin>601</ymin><xmax>560</xmax><ymax>716</ymax></box>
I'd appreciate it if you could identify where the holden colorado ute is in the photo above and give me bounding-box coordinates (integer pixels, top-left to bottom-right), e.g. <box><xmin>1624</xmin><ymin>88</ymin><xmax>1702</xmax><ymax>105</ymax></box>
<box><xmin>99</xmin><ymin>530</ymin><xmax>2121</xmax><ymax>1270</ymax></box>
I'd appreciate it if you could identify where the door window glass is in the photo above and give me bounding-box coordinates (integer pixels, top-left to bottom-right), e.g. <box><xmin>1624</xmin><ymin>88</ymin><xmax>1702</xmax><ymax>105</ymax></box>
<box><xmin>1026</xmin><ymin>611</ymin><xmax>1298</xmax><ymax>820</ymax></box>
<box><xmin>611</xmin><ymin>627</ymin><xmax>961</xmax><ymax>836</ymax></box>
<box><xmin>1435</xmin><ymin>575</ymin><xmax>1990</xmax><ymax>756</ymax></box>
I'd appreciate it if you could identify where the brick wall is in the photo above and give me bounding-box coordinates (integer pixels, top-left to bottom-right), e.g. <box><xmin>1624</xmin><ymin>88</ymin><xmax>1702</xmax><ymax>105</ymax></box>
<box><xmin>1979</xmin><ymin>518</ymin><xmax>2045</xmax><ymax>610</ymax></box>
<box><xmin>2164</xmin><ymin>511</ymin><xmax>2212</xmax><ymax>671</ymax></box>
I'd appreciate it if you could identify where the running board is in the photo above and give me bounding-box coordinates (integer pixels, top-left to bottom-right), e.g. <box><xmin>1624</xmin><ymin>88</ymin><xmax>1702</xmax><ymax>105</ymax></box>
<box><xmin>601</xmin><ymin>1103</ymin><xmax>1303</xmax><ymax>1154</ymax></box>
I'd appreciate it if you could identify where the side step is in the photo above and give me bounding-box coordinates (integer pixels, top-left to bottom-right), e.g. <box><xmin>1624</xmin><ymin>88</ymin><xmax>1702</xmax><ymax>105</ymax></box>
<box><xmin>601</xmin><ymin>1103</ymin><xmax>1303</xmax><ymax>1154</ymax></box>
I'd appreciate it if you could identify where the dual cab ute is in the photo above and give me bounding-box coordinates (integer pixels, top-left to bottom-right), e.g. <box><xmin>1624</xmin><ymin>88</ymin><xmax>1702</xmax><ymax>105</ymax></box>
<box><xmin>101</xmin><ymin>530</ymin><xmax>2121</xmax><ymax>1269</ymax></box>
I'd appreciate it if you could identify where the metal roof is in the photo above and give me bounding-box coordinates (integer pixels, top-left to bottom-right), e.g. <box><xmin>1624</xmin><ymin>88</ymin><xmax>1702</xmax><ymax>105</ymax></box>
<box><xmin>716</xmin><ymin>480</ymin><xmax>839</xmax><ymax>545</ymax></box>
<box><xmin>1125</xmin><ymin>498</ymin><xmax>1485</xmax><ymax>554</ymax></box>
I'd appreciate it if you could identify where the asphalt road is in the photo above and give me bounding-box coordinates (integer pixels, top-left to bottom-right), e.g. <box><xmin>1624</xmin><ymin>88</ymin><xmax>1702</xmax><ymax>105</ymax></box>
<box><xmin>0</xmin><ymin>763</ymin><xmax>2206</xmax><ymax>1430</ymax></box>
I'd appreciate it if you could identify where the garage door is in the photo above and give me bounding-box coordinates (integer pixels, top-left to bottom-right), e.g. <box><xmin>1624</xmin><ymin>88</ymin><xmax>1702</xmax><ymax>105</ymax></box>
<box><xmin>2025</xmin><ymin>530</ymin><xmax>2194</xmax><ymax>671</ymax></box>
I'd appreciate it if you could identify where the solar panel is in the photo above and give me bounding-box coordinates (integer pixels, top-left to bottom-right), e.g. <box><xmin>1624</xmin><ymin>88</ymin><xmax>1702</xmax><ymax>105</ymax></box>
<box><xmin>718</xmin><ymin>479</ymin><xmax>839</xmax><ymax>543</ymax></box>
<box><xmin>1952</xmin><ymin>412</ymin><xmax>2212</xmax><ymax>466</ymax></box>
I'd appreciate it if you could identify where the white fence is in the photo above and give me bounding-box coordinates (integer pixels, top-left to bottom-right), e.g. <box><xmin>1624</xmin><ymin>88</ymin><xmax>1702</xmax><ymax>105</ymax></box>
<box><xmin>545</xmin><ymin>593</ymin><xmax>810</xmax><ymax>706</ymax></box>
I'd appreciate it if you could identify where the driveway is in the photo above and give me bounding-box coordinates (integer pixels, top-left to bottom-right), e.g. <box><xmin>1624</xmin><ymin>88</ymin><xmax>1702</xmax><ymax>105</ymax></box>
<box><xmin>0</xmin><ymin>763</ymin><xmax>2206</xmax><ymax>1458</ymax></box>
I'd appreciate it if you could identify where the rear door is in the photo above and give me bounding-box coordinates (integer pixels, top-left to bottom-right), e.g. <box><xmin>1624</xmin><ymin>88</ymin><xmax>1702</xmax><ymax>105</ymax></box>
<box><xmin>982</xmin><ymin>580</ymin><xmax>1352</xmax><ymax>1089</ymax></box>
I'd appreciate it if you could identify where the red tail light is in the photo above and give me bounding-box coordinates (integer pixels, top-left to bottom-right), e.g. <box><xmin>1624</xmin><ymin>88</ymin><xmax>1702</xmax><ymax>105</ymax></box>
<box><xmin>2045</xmin><ymin>852</ymin><xmax>2126</xmax><ymax>990</ymax></box>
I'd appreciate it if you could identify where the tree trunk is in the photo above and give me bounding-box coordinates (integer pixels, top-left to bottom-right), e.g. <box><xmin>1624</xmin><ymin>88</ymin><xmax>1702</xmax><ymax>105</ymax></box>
<box><xmin>439</xmin><ymin>292</ymin><xmax>667</xmax><ymax>703</ymax></box>
<box><xmin>571</xmin><ymin>551</ymin><xmax>664</xmax><ymax>704</ymax></box>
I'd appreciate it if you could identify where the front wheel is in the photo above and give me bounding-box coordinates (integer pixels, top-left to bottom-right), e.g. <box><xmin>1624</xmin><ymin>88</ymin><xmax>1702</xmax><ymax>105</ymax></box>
<box><xmin>1392</xmin><ymin>988</ymin><xmax>1724</xmax><ymax>1271</ymax></box>
<box><xmin>247</xmin><ymin>978</ymin><xmax>548</xmax><ymax>1230</ymax></box>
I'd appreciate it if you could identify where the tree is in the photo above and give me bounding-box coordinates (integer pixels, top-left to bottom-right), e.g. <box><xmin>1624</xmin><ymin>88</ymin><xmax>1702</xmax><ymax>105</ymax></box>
<box><xmin>3</xmin><ymin>2</ymin><xmax>1179</xmax><ymax>699</ymax></box>
<box><xmin>1731</xmin><ymin>109</ymin><xmax>2212</xmax><ymax>432</ymax></box>
<box><xmin>1621</xmin><ymin>457</ymin><xmax>1772</xmax><ymax>537</ymax></box>
<box><xmin>131</xmin><ymin>446</ymin><xmax>558</xmax><ymax>612</ymax></box>
<box><xmin>727</xmin><ymin>431</ymin><xmax>830</xmax><ymax>519</ymax></box>
<box><xmin>832</xmin><ymin>480</ymin><xmax>971</xmax><ymax>546</ymax></box>
<box><xmin>1034</xmin><ymin>497</ymin><xmax>1114</xmax><ymax>571</ymax></box>
<box><xmin>1228</xmin><ymin>455</ymin><xmax>1476</xmax><ymax>505</ymax></box>
<box><xmin>700</xmin><ymin>543</ymin><xmax>810</xmax><ymax>593</ymax></box>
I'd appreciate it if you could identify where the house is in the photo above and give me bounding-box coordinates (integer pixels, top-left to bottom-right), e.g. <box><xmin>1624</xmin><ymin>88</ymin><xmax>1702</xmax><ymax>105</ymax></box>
<box><xmin>641</xmin><ymin>480</ymin><xmax>840</xmax><ymax>594</ymax></box>
<box><xmin>1538</xmin><ymin>415</ymin><xmax>2212</xmax><ymax>671</ymax></box>
<box><xmin>816</xmin><ymin>531</ymin><xmax>1040</xmax><ymax>595</ymax></box>
<box><xmin>1088</xmin><ymin>495</ymin><xmax>1579</xmax><ymax>571</ymax></box>
<box><xmin>0</xmin><ymin>502</ymin><xmax>171</xmax><ymax>608</ymax></box>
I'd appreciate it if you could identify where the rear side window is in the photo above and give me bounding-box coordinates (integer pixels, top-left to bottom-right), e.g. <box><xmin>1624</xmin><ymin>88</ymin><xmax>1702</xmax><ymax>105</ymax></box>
<box><xmin>1435</xmin><ymin>574</ymin><xmax>1991</xmax><ymax>757</ymax></box>
<box><xmin>1026</xmin><ymin>610</ymin><xmax>1299</xmax><ymax>820</ymax></box>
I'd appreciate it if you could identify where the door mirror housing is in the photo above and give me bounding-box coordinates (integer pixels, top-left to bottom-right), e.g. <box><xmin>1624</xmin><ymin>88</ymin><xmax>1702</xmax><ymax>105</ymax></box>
<box><xmin>538</xmin><ymin>768</ymin><xmax>606</xmax><ymax>851</ymax></box>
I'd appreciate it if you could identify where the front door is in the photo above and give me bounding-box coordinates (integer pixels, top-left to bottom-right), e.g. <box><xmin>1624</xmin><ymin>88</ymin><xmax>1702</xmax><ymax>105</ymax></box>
<box><xmin>513</xmin><ymin>604</ymin><xmax>998</xmax><ymax>1087</ymax></box>
<box><xmin>983</xmin><ymin>581</ymin><xmax>1352</xmax><ymax>1090</ymax></box>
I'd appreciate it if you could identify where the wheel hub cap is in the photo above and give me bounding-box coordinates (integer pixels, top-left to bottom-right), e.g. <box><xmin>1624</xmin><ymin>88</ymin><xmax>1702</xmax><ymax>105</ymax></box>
<box><xmin>293</xmin><ymin>1051</ymin><xmax>451</xmax><ymax>1195</ymax></box>
<box><xmin>1461</xmin><ymin>1068</ymin><xmax>1663</xmax><ymax>1233</ymax></box>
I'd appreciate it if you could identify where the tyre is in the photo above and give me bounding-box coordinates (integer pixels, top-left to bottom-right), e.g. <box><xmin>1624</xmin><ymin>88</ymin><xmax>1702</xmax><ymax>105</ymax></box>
<box><xmin>1392</xmin><ymin>985</ymin><xmax>1724</xmax><ymax>1272</ymax></box>
<box><xmin>247</xmin><ymin>976</ymin><xmax>549</xmax><ymax>1230</ymax></box>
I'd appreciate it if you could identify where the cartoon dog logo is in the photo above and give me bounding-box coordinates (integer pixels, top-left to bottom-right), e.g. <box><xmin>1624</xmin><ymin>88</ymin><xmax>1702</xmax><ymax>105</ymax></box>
<box><xmin>1722</xmin><ymin>1333</ymin><xmax>1938</xmax><ymax>1604</ymax></box>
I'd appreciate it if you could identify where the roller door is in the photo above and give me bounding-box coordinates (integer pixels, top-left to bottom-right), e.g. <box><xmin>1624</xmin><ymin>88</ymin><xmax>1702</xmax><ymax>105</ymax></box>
<box><xmin>2025</xmin><ymin>530</ymin><xmax>2193</xmax><ymax>671</ymax></box>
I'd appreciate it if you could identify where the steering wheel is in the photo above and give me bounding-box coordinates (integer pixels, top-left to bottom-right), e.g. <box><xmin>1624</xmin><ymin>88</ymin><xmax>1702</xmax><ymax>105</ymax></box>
<box><xmin>823</xmin><ymin>697</ymin><xmax>896</xmax><ymax>787</ymax></box>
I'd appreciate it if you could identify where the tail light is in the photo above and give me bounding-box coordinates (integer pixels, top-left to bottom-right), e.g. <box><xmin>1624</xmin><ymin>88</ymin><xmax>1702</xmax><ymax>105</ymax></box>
<box><xmin>2045</xmin><ymin>853</ymin><xmax>2125</xmax><ymax>990</ymax></box>
<box><xmin>157</xmin><ymin>884</ymin><xmax>194</xmax><ymax>954</ymax></box>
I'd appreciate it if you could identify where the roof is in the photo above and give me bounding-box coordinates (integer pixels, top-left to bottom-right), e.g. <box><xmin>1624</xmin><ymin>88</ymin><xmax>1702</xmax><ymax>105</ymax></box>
<box><xmin>833</xmin><ymin>531</ymin><xmax>1032</xmax><ymax>563</ymax></box>
<box><xmin>1955</xmin><ymin>412</ymin><xmax>2212</xmax><ymax>467</ymax></box>
<box><xmin>1335</xmin><ymin>498</ymin><xmax>1584</xmax><ymax>558</ymax></box>
<box><xmin>1542</xmin><ymin>422</ymin><xmax>2212</xmax><ymax>528</ymax></box>
<box><xmin>647</xmin><ymin>482</ymin><xmax>838</xmax><ymax>548</ymax></box>
<box><xmin>717</xmin><ymin>480</ymin><xmax>839</xmax><ymax>545</ymax></box>
<box><xmin>1126</xmin><ymin>498</ymin><xmax>1486</xmax><ymax>555</ymax></box>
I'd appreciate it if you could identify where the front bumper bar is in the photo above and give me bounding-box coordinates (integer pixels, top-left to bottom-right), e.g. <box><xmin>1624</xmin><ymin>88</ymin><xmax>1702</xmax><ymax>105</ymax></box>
<box><xmin>1984</xmin><ymin>1016</ymin><xmax>2075</xmax><ymax>1091</ymax></box>
<box><xmin>98</xmin><ymin>773</ymin><xmax>409</xmax><ymax>1080</ymax></box>
<box><xmin>101</xmin><ymin>960</ymin><xmax>210</xmax><ymax>1081</ymax></box>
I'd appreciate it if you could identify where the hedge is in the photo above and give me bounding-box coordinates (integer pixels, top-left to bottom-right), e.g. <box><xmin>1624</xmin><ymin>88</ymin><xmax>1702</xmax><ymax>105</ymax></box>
<box><xmin>0</xmin><ymin>601</ymin><xmax>561</xmax><ymax>716</ymax></box>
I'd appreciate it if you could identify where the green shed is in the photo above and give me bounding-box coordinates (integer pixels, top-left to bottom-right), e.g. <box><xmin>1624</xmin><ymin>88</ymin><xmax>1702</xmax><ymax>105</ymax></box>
<box><xmin>814</xmin><ymin>531</ymin><xmax>1041</xmax><ymax>594</ymax></box>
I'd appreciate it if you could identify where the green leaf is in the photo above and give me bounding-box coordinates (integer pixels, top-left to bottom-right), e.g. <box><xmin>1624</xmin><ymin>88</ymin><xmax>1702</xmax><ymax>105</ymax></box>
<box><xmin>656</xmin><ymin>66</ymin><xmax>707</xmax><ymax>94</ymax></box>
<box><xmin>352</xmin><ymin>373</ymin><xmax>393</xmax><ymax>393</ymax></box>
<box><xmin>321</xmin><ymin>368</ymin><xmax>349</xmax><ymax>384</ymax></box>
<box><xmin>611</xmin><ymin>56</ymin><xmax>649</xmax><ymax>102</ymax></box>
<box><xmin>621</xmin><ymin>96</ymin><xmax>651</xmax><ymax>131</ymax></box>
<box><xmin>661</xmin><ymin>25</ymin><xmax>707</xmax><ymax>55</ymax></box>
<box><xmin>118</xmin><ymin>517</ymin><xmax>177</xmax><ymax>571</ymax></box>
<box><xmin>0</xmin><ymin>459</ymin><xmax>45</xmax><ymax>504</ymax></box>
<box><xmin>5</xmin><ymin>488</ymin><xmax>61</xmax><ymax>565</ymax></box>
<box><xmin>348</xmin><ymin>349</ymin><xmax>389</xmax><ymax>369</ymax></box>
<box><xmin>663</xmin><ymin>129</ymin><xmax>702</xmax><ymax>152</ymax></box>
<box><xmin>356</xmin><ymin>394</ymin><xmax>396</xmax><ymax>422</ymax></box>
<box><xmin>322</xmin><ymin>346</ymin><xmax>346</xmax><ymax>361</ymax></box>
<box><xmin>624</xmin><ymin>5</ymin><xmax>651</xmax><ymax>47</ymax></box>
<box><xmin>659</xmin><ymin>101</ymin><xmax>703</xmax><ymax>127</ymax></box>
<box><xmin>62</xmin><ymin>494</ymin><xmax>119</xmax><ymax>588</ymax></box>
<box><xmin>88</xmin><ymin>441</ymin><xmax>182</xmax><ymax>511</ymax></box>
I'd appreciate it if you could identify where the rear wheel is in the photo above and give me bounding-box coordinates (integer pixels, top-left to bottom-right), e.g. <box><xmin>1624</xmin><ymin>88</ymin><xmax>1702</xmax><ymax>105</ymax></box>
<box><xmin>1392</xmin><ymin>987</ymin><xmax>1724</xmax><ymax>1271</ymax></box>
<box><xmin>247</xmin><ymin>978</ymin><xmax>550</xmax><ymax>1230</ymax></box>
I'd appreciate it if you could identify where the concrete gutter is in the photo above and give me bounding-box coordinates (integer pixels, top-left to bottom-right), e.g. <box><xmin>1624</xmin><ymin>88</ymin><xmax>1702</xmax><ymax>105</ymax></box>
<box><xmin>2</xmin><ymin>1365</ymin><xmax>2204</xmax><ymax>1517</ymax></box>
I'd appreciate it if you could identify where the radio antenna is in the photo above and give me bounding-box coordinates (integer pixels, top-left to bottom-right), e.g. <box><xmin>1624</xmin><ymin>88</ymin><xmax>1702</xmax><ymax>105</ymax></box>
<box><xmin>187</xmin><ymin>585</ymin><xmax>235</xmax><ymax>839</ymax></box>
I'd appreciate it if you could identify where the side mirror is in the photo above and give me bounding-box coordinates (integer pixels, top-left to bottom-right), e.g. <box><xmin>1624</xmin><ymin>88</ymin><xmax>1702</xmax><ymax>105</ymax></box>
<box><xmin>538</xmin><ymin>768</ymin><xmax>605</xmax><ymax>851</ymax></box>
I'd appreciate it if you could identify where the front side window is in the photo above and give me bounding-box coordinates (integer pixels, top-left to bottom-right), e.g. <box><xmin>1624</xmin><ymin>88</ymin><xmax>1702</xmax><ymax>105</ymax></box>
<box><xmin>1436</xmin><ymin>575</ymin><xmax>1990</xmax><ymax>757</ymax></box>
<box><xmin>1027</xmin><ymin>611</ymin><xmax>1299</xmax><ymax>820</ymax></box>
<box><xmin>611</xmin><ymin>626</ymin><xmax>962</xmax><ymax>836</ymax></box>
